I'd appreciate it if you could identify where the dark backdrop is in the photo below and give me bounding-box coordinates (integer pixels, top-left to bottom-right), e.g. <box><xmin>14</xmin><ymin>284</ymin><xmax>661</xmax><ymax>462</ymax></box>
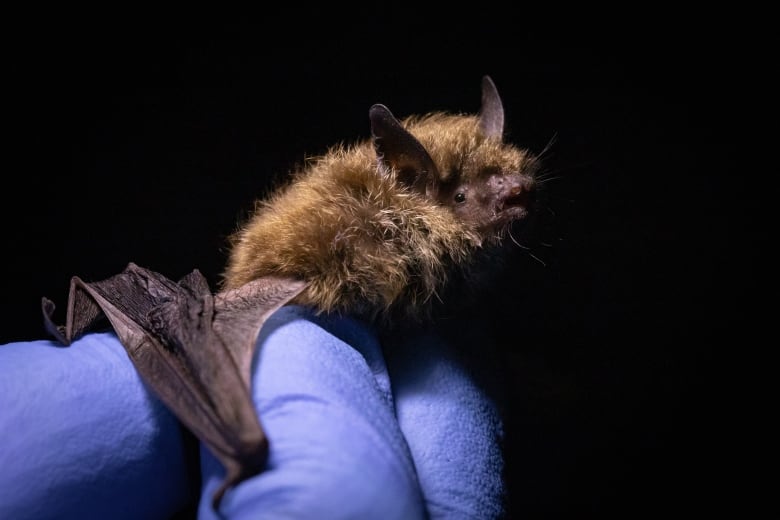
<box><xmin>3</xmin><ymin>9</ymin><xmax>755</xmax><ymax>518</ymax></box>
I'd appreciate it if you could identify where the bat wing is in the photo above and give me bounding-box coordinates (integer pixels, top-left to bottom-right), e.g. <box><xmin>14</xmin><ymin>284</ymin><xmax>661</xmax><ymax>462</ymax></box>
<box><xmin>42</xmin><ymin>262</ymin><xmax>308</xmax><ymax>508</ymax></box>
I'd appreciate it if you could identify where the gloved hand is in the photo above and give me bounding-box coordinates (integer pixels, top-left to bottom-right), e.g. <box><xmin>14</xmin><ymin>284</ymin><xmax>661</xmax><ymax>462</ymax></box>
<box><xmin>0</xmin><ymin>306</ymin><xmax>505</xmax><ymax>519</ymax></box>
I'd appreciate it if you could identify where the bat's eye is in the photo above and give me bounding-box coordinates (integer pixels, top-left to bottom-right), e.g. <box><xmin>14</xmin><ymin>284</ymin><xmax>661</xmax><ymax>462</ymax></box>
<box><xmin>454</xmin><ymin>192</ymin><xmax>466</xmax><ymax>203</ymax></box>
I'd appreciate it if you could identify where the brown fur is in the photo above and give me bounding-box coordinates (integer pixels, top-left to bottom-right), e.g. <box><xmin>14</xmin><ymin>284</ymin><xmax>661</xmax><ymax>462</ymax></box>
<box><xmin>222</xmin><ymin>79</ymin><xmax>538</xmax><ymax>325</ymax></box>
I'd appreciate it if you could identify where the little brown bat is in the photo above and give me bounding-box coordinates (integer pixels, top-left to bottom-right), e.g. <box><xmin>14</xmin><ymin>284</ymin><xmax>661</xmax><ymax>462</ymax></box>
<box><xmin>41</xmin><ymin>75</ymin><xmax>540</xmax><ymax>510</ymax></box>
<box><xmin>222</xmin><ymin>76</ymin><xmax>538</xmax><ymax>324</ymax></box>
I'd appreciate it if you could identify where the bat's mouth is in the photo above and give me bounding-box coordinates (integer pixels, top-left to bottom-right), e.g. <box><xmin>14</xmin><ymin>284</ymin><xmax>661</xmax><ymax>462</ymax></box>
<box><xmin>504</xmin><ymin>190</ymin><xmax>532</xmax><ymax>208</ymax></box>
<box><xmin>484</xmin><ymin>186</ymin><xmax>538</xmax><ymax>235</ymax></box>
<box><xmin>497</xmin><ymin>187</ymin><xmax>535</xmax><ymax>219</ymax></box>
<box><xmin>493</xmin><ymin>206</ymin><xmax>529</xmax><ymax>227</ymax></box>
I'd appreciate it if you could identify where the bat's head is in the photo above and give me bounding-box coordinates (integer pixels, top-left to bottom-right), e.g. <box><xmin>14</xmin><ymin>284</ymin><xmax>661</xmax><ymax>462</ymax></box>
<box><xmin>369</xmin><ymin>75</ymin><xmax>539</xmax><ymax>244</ymax></box>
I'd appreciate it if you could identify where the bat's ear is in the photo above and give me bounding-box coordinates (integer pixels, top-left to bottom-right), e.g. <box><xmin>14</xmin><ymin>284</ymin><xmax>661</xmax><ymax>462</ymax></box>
<box><xmin>369</xmin><ymin>103</ymin><xmax>440</xmax><ymax>195</ymax></box>
<box><xmin>478</xmin><ymin>75</ymin><xmax>504</xmax><ymax>140</ymax></box>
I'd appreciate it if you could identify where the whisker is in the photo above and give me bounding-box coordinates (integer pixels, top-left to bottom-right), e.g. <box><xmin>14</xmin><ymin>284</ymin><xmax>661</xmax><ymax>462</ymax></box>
<box><xmin>507</xmin><ymin>216</ymin><xmax>551</xmax><ymax>267</ymax></box>
<box><xmin>535</xmin><ymin>174</ymin><xmax>563</xmax><ymax>185</ymax></box>
<box><xmin>537</xmin><ymin>133</ymin><xmax>558</xmax><ymax>159</ymax></box>
<box><xmin>508</xmin><ymin>228</ymin><xmax>529</xmax><ymax>250</ymax></box>
<box><xmin>528</xmin><ymin>252</ymin><xmax>547</xmax><ymax>267</ymax></box>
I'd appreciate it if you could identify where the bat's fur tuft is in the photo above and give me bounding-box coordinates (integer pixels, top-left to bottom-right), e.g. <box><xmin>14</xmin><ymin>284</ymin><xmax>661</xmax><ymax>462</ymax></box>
<box><xmin>222</xmin><ymin>78</ymin><xmax>539</xmax><ymax>326</ymax></box>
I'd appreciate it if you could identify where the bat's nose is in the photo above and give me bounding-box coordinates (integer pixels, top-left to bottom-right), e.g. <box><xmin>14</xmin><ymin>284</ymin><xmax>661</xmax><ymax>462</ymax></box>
<box><xmin>505</xmin><ymin>178</ymin><xmax>535</xmax><ymax>206</ymax></box>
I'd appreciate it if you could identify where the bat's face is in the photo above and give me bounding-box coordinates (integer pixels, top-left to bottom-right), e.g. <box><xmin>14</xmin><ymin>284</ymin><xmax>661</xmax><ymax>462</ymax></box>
<box><xmin>409</xmin><ymin>114</ymin><xmax>540</xmax><ymax>240</ymax></box>
<box><xmin>437</xmin><ymin>160</ymin><xmax>538</xmax><ymax>236</ymax></box>
<box><xmin>370</xmin><ymin>75</ymin><xmax>540</xmax><ymax>241</ymax></box>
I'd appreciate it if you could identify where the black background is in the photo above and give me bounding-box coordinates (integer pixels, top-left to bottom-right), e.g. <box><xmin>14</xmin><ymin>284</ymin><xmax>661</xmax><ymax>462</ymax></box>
<box><xmin>3</xmin><ymin>8</ymin><xmax>757</xmax><ymax>518</ymax></box>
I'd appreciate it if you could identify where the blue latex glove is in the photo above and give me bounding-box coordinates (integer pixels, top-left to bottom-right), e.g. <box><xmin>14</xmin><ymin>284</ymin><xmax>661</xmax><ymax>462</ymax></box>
<box><xmin>384</xmin><ymin>330</ymin><xmax>506</xmax><ymax>519</ymax></box>
<box><xmin>0</xmin><ymin>306</ymin><xmax>505</xmax><ymax>519</ymax></box>
<box><xmin>0</xmin><ymin>332</ymin><xmax>193</xmax><ymax>520</ymax></box>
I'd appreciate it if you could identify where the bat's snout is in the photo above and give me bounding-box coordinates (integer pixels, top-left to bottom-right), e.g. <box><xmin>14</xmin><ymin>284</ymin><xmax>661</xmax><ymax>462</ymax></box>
<box><xmin>503</xmin><ymin>178</ymin><xmax>535</xmax><ymax>209</ymax></box>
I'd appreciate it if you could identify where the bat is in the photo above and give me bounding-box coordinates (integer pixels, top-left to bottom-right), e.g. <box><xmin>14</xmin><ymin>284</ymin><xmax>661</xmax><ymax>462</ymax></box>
<box><xmin>41</xmin><ymin>75</ymin><xmax>541</xmax><ymax>510</ymax></box>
